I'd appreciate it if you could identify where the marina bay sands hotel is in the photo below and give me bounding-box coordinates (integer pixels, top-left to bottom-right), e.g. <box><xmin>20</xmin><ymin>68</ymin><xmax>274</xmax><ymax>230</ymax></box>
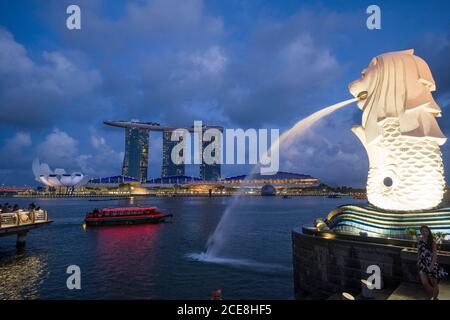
<box><xmin>104</xmin><ymin>120</ymin><xmax>223</xmax><ymax>182</ymax></box>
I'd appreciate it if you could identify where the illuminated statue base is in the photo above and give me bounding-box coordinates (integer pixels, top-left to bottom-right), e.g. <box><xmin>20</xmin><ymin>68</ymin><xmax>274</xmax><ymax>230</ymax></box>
<box><xmin>294</xmin><ymin>204</ymin><xmax>450</xmax><ymax>298</ymax></box>
<box><xmin>317</xmin><ymin>204</ymin><xmax>450</xmax><ymax>239</ymax></box>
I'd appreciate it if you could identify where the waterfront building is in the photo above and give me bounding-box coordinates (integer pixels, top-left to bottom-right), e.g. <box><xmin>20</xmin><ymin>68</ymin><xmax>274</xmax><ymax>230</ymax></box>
<box><xmin>145</xmin><ymin>175</ymin><xmax>202</xmax><ymax>185</ymax></box>
<box><xmin>87</xmin><ymin>175</ymin><xmax>139</xmax><ymax>186</ymax></box>
<box><xmin>84</xmin><ymin>171</ymin><xmax>320</xmax><ymax>195</ymax></box>
<box><xmin>104</xmin><ymin>120</ymin><xmax>223</xmax><ymax>182</ymax></box>
<box><xmin>32</xmin><ymin>159</ymin><xmax>87</xmax><ymax>192</ymax></box>
<box><xmin>199</xmin><ymin>135</ymin><xmax>221</xmax><ymax>181</ymax></box>
<box><xmin>122</xmin><ymin>127</ymin><xmax>149</xmax><ymax>182</ymax></box>
<box><xmin>162</xmin><ymin>130</ymin><xmax>185</xmax><ymax>177</ymax></box>
<box><xmin>221</xmin><ymin>172</ymin><xmax>320</xmax><ymax>188</ymax></box>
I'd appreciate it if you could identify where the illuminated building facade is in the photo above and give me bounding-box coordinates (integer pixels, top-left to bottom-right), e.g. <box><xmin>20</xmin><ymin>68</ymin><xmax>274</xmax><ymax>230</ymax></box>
<box><xmin>105</xmin><ymin>120</ymin><xmax>223</xmax><ymax>183</ymax></box>
<box><xmin>221</xmin><ymin>172</ymin><xmax>320</xmax><ymax>188</ymax></box>
<box><xmin>122</xmin><ymin>127</ymin><xmax>149</xmax><ymax>182</ymax></box>
<box><xmin>162</xmin><ymin>130</ymin><xmax>185</xmax><ymax>177</ymax></box>
<box><xmin>200</xmin><ymin>135</ymin><xmax>221</xmax><ymax>181</ymax></box>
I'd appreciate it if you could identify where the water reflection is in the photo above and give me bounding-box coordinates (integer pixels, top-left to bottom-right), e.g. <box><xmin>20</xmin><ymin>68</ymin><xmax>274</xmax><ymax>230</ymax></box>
<box><xmin>86</xmin><ymin>224</ymin><xmax>163</xmax><ymax>298</ymax></box>
<box><xmin>0</xmin><ymin>251</ymin><xmax>48</xmax><ymax>299</ymax></box>
<box><xmin>0</xmin><ymin>196</ymin><xmax>361</xmax><ymax>299</ymax></box>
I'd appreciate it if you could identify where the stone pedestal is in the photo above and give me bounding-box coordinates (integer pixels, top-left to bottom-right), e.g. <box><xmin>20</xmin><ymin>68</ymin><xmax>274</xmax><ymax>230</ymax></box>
<box><xmin>292</xmin><ymin>227</ymin><xmax>450</xmax><ymax>299</ymax></box>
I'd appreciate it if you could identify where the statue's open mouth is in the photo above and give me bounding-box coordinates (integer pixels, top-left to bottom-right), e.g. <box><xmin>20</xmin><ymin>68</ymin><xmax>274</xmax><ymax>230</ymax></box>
<box><xmin>357</xmin><ymin>91</ymin><xmax>368</xmax><ymax>100</ymax></box>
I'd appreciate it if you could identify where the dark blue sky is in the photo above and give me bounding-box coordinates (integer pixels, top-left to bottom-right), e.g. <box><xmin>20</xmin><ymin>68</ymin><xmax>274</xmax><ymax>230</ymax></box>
<box><xmin>0</xmin><ymin>0</ymin><xmax>449</xmax><ymax>186</ymax></box>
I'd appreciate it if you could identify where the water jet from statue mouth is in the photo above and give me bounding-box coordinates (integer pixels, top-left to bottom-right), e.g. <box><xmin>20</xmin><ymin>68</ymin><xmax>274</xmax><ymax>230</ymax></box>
<box><xmin>204</xmin><ymin>97</ymin><xmax>359</xmax><ymax>257</ymax></box>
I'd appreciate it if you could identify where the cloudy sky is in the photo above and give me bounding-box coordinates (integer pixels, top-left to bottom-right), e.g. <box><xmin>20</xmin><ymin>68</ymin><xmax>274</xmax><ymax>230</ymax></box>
<box><xmin>0</xmin><ymin>0</ymin><xmax>449</xmax><ymax>187</ymax></box>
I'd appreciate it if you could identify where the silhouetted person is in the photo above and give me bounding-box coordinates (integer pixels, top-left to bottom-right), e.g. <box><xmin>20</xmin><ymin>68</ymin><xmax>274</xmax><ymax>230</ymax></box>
<box><xmin>1</xmin><ymin>203</ymin><xmax>9</xmax><ymax>212</ymax></box>
<box><xmin>211</xmin><ymin>288</ymin><xmax>222</xmax><ymax>300</ymax></box>
<box><xmin>12</xmin><ymin>204</ymin><xmax>19</xmax><ymax>212</ymax></box>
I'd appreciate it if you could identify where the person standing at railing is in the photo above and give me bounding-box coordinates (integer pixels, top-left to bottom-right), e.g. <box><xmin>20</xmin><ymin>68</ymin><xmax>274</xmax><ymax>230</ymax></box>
<box><xmin>28</xmin><ymin>203</ymin><xmax>36</xmax><ymax>222</ymax></box>
<box><xmin>30</xmin><ymin>208</ymin><xmax>35</xmax><ymax>223</ymax></box>
<box><xmin>28</xmin><ymin>203</ymin><xmax>36</xmax><ymax>211</ymax></box>
<box><xmin>1</xmin><ymin>203</ymin><xmax>10</xmax><ymax>213</ymax></box>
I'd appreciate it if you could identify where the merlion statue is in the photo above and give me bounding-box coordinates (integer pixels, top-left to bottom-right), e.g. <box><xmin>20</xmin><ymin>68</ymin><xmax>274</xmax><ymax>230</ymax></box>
<box><xmin>349</xmin><ymin>49</ymin><xmax>446</xmax><ymax>211</ymax></box>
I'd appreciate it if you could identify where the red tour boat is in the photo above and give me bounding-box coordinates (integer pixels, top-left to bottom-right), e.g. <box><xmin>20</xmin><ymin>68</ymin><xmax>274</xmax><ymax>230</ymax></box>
<box><xmin>84</xmin><ymin>207</ymin><xmax>173</xmax><ymax>226</ymax></box>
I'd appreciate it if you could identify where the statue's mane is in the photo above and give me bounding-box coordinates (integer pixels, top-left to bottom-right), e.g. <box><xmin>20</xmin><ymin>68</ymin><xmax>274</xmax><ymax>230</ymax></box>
<box><xmin>362</xmin><ymin>49</ymin><xmax>446</xmax><ymax>145</ymax></box>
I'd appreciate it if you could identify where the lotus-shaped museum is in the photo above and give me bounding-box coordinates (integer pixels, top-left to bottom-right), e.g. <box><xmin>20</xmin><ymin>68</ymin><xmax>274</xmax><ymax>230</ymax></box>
<box><xmin>32</xmin><ymin>159</ymin><xmax>87</xmax><ymax>188</ymax></box>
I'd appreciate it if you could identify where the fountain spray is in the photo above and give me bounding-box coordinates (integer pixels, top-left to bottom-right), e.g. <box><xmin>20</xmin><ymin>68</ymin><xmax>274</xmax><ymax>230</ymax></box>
<box><xmin>202</xmin><ymin>96</ymin><xmax>359</xmax><ymax>259</ymax></box>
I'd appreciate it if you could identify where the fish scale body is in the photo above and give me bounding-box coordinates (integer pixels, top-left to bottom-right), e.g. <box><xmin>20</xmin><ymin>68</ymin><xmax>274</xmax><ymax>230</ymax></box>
<box><xmin>367</xmin><ymin>118</ymin><xmax>445</xmax><ymax>211</ymax></box>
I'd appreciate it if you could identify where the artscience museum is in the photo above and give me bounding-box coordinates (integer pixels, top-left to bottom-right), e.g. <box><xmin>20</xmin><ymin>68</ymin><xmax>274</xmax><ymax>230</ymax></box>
<box><xmin>32</xmin><ymin>159</ymin><xmax>87</xmax><ymax>189</ymax></box>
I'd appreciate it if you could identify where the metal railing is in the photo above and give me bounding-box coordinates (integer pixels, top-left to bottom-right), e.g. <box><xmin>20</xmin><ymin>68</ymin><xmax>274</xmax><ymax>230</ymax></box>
<box><xmin>0</xmin><ymin>210</ymin><xmax>48</xmax><ymax>228</ymax></box>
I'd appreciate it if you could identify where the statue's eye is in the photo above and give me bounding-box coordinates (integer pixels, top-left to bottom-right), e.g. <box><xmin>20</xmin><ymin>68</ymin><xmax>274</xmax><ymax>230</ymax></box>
<box><xmin>361</xmin><ymin>69</ymin><xmax>368</xmax><ymax>78</ymax></box>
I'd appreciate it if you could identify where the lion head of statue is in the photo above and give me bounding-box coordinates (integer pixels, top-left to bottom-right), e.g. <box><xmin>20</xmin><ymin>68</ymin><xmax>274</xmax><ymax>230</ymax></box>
<box><xmin>349</xmin><ymin>49</ymin><xmax>446</xmax><ymax>147</ymax></box>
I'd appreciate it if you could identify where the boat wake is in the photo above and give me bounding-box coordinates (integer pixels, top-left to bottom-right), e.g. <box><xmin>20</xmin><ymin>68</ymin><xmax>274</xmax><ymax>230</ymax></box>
<box><xmin>186</xmin><ymin>252</ymin><xmax>291</xmax><ymax>274</ymax></box>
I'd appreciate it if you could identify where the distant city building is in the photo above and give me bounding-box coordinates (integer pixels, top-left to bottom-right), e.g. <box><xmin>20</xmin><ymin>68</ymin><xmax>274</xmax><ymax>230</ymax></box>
<box><xmin>162</xmin><ymin>130</ymin><xmax>185</xmax><ymax>177</ymax></box>
<box><xmin>86</xmin><ymin>175</ymin><xmax>201</xmax><ymax>187</ymax></box>
<box><xmin>32</xmin><ymin>159</ymin><xmax>87</xmax><ymax>189</ymax></box>
<box><xmin>104</xmin><ymin>120</ymin><xmax>223</xmax><ymax>182</ymax></box>
<box><xmin>200</xmin><ymin>136</ymin><xmax>221</xmax><ymax>181</ymax></box>
<box><xmin>87</xmin><ymin>175</ymin><xmax>139</xmax><ymax>186</ymax></box>
<box><xmin>221</xmin><ymin>172</ymin><xmax>320</xmax><ymax>188</ymax></box>
<box><xmin>146</xmin><ymin>175</ymin><xmax>202</xmax><ymax>185</ymax></box>
<box><xmin>0</xmin><ymin>186</ymin><xmax>34</xmax><ymax>195</ymax></box>
<box><xmin>83</xmin><ymin>171</ymin><xmax>320</xmax><ymax>197</ymax></box>
<box><xmin>122</xmin><ymin>127</ymin><xmax>149</xmax><ymax>182</ymax></box>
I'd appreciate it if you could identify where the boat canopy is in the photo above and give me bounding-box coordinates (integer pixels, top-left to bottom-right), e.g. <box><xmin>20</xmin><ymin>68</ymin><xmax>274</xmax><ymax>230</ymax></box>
<box><xmin>101</xmin><ymin>207</ymin><xmax>157</xmax><ymax>213</ymax></box>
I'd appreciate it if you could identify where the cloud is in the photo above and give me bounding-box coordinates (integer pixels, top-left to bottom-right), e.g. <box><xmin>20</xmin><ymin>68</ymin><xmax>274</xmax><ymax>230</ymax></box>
<box><xmin>48</xmin><ymin>0</ymin><xmax>224</xmax><ymax>51</ymax></box>
<box><xmin>188</xmin><ymin>46</ymin><xmax>228</xmax><ymax>77</ymax></box>
<box><xmin>412</xmin><ymin>33</ymin><xmax>450</xmax><ymax>97</ymax></box>
<box><xmin>38</xmin><ymin>1</ymin><xmax>348</xmax><ymax>129</ymax></box>
<box><xmin>0</xmin><ymin>132</ymin><xmax>33</xmax><ymax>171</ymax></box>
<box><xmin>410</xmin><ymin>34</ymin><xmax>450</xmax><ymax>181</ymax></box>
<box><xmin>34</xmin><ymin>128</ymin><xmax>124</xmax><ymax>176</ymax></box>
<box><xmin>3</xmin><ymin>132</ymin><xmax>32</xmax><ymax>153</ymax></box>
<box><xmin>35</xmin><ymin>129</ymin><xmax>86</xmax><ymax>170</ymax></box>
<box><xmin>87</xmin><ymin>129</ymin><xmax>124</xmax><ymax>176</ymax></box>
<box><xmin>217</xmin><ymin>30</ymin><xmax>342</xmax><ymax>127</ymax></box>
<box><xmin>0</xmin><ymin>128</ymin><xmax>124</xmax><ymax>184</ymax></box>
<box><xmin>277</xmin><ymin>120</ymin><xmax>368</xmax><ymax>187</ymax></box>
<box><xmin>7</xmin><ymin>1</ymin><xmax>449</xmax><ymax>187</ymax></box>
<box><xmin>0</xmin><ymin>132</ymin><xmax>34</xmax><ymax>184</ymax></box>
<box><xmin>0</xmin><ymin>2</ymin><xmax>358</xmax><ymax>185</ymax></box>
<box><xmin>0</xmin><ymin>28</ymin><xmax>103</xmax><ymax>128</ymax></box>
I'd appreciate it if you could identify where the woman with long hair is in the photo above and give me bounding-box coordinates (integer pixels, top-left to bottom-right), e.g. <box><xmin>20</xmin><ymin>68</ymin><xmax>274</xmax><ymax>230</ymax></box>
<box><xmin>417</xmin><ymin>226</ymin><xmax>447</xmax><ymax>299</ymax></box>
